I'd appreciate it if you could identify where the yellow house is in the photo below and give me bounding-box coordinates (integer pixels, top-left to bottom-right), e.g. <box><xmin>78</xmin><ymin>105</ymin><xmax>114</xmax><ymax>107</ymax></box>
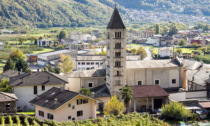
<box><xmin>30</xmin><ymin>87</ymin><xmax>100</xmax><ymax>122</ymax></box>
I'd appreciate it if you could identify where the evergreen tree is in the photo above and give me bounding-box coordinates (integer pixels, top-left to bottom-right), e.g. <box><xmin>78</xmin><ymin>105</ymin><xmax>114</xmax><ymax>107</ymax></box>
<box><xmin>155</xmin><ymin>24</ymin><xmax>160</xmax><ymax>34</ymax></box>
<box><xmin>58</xmin><ymin>31</ymin><xmax>67</xmax><ymax>40</ymax></box>
<box><xmin>3</xmin><ymin>58</ymin><xmax>15</xmax><ymax>72</ymax></box>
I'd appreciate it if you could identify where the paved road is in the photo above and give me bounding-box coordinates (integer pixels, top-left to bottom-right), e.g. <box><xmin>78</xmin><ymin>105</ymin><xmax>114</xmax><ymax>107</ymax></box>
<box><xmin>144</xmin><ymin>48</ymin><xmax>153</xmax><ymax>60</ymax></box>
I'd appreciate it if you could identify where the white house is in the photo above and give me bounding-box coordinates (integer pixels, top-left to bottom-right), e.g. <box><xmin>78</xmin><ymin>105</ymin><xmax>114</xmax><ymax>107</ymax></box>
<box><xmin>147</xmin><ymin>35</ymin><xmax>161</xmax><ymax>46</ymax></box>
<box><xmin>158</xmin><ymin>47</ymin><xmax>173</xmax><ymax>57</ymax></box>
<box><xmin>76</xmin><ymin>55</ymin><xmax>106</xmax><ymax>71</ymax></box>
<box><xmin>37</xmin><ymin>39</ymin><xmax>52</xmax><ymax>47</ymax></box>
<box><xmin>69</xmin><ymin>33</ymin><xmax>94</xmax><ymax>41</ymax></box>
<box><xmin>0</xmin><ymin>42</ymin><xmax>3</xmax><ymax>50</ymax></box>
<box><xmin>9</xmin><ymin>71</ymin><xmax>69</xmax><ymax>110</ymax></box>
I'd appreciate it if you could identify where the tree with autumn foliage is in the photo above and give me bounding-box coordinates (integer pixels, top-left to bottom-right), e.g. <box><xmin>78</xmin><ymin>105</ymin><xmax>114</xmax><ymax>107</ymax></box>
<box><xmin>58</xmin><ymin>54</ymin><xmax>74</xmax><ymax>74</ymax></box>
<box><xmin>104</xmin><ymin>95</ymin><xmax>125</xmax><ymax>116</ymax></box>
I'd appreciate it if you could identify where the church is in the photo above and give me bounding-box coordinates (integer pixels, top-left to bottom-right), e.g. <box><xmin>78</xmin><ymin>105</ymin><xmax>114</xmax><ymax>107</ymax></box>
<box><xmin>68</xmin><ymin>7</ymin><xmax>187</xmax><ymax>113</ymax></box>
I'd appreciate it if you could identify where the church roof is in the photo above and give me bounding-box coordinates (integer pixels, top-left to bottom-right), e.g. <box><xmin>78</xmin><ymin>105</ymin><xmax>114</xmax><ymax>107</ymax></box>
<box><xmin>107</xmin><ymin>7</ymin><xmax>125</xmax><ymax>29</ymax></box>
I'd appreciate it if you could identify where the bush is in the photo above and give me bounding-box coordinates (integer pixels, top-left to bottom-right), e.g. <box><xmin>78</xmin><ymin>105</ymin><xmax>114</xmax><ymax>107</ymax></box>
<box><xmin>15</xmin><ymin>116</ymin><xmax>21</xmax><ymax>126</ymax></box>
<box><xmin>8</xmin><ymin>116</ymin><xmax>13</xmax><ymax>126</ymax></box>
<box><xmin>161</xmin><ymin>101</ymin><xmax>192</xmax><ymax>119</ymax></box>
<box><xmin>24</xmin><ymin>117</ymin><xmax>30</xmax><ymax>126</ymax></box>
<box><xmin>195</xmin><ymin>55</ymin><xmax>210</xmax><ymax>64</ymax></box>
<box><xmin>1</xmin><ymin>116</ymin><xmax>5</xmax><ymax>126</ymax></box>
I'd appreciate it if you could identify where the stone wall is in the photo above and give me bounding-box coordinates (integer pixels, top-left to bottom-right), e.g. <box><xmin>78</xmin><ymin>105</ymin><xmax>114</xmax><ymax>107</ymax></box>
<box><xmin>0</xmin><ymin>101</ymin><xmax>17</xmax><ymax>113</ymax></box>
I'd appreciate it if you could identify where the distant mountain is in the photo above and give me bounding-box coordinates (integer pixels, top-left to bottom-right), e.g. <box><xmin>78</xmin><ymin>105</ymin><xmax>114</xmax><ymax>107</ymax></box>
<box><xmin>114</xmin><ymin>0</ymin><xmax>210</xmax><ymax>16</ymax></box>
<box><xmin>0</xmin><ymin>0</ymin><xmax>125</xmax><ymax>28</ymax></box>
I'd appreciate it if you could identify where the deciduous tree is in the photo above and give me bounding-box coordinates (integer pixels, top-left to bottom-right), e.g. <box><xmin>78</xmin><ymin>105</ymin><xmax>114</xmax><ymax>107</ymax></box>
<box><xmin>179</xmin><ymin>39</ymin><xmax>187</xmax><ymax>46</ymax></box>
<box><xmin>58</xmin><ymin>54</ymin><xmax>74</xmax><ymax>74</ymax></box>
<box><xmin>80</xmin><ymin>88</ymin><xmax>91</xmax><ymax>96</ymax></box>
<box><xmin>104</xmin><ymin>95</ymin><xmax>125</xmax><ymax>116</ymax></box>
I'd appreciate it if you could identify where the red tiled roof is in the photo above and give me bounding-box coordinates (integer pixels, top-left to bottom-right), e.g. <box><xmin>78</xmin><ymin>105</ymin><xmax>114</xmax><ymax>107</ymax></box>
<box><xmin>130</xmin><ymin>85</ymin><xmax>169</xmax><ymax>98</ymax></box>
<box><xmin>199</xmin><ymin>102</ymin><xmax>210</xmax><ymax>108</ymax></box>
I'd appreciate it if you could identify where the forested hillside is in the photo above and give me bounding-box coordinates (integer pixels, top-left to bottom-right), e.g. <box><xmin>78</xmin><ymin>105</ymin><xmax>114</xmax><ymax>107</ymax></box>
<box><xmin>0</xmin><ymin>0</ymin><xmax>125</xmax><ymax>28</ymax></box>
<box><xmin>114</xmin><ymin>0</ymin><xmax>210</xmax><ymax>16</ymax></box>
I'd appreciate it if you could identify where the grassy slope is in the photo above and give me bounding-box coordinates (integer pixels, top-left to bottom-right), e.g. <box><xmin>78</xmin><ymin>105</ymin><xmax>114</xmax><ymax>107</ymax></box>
<box><xmin>0</xmin><ymin>0</ymin><xmax>118</xmax><ymax>28</ymax></box>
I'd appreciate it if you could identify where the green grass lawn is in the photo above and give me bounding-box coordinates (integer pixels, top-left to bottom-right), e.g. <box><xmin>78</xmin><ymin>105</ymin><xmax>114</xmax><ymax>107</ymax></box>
<box><xmin>33</xmin><ymin>48</ymin><xmax>54</xmax><ymax>54</ymax></box>
<box><xmin>17</xmin><ymin>111</ymin><xmax>35</xmax><ymax>115</ymax></box>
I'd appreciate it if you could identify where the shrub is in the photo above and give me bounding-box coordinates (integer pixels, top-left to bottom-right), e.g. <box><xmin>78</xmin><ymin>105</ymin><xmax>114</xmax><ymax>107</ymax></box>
<box><xmin>8</xmin><ymin>116</ymin><xmax>13</xmax><ymax>126</ymax></box>
<box><xmin>1</xmin><ymin>116</ymin><xmax>5</xmax><ymax>126</ymax></box>
<box><xmin>161</xmin><ymin>101</ymin><xmax>192</xmax><ymax>119</ymax></box>
<box><xmin>24</xmin><ymin>117</ymin><xmax>30</xmax><ymax>126</ymax></box>
<box><xmin>15</xmin><ymin>116</ymin><xmax>21</xmax><ymax>126</ymax></box>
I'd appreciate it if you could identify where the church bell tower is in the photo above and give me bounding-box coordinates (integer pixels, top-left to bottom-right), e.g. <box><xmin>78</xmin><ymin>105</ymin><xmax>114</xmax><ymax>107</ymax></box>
<box><xmin>106</xmin><ymin>7</ymin><xmax>126</xmax><ymax>96</ymax></box>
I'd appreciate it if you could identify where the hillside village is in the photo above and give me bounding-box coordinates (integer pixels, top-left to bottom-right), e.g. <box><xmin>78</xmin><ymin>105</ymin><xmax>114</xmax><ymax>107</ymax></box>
<box><xmin>0</xmin><ymin>6</ymin><xmax>210</xmax><ymax>125</ymax></box>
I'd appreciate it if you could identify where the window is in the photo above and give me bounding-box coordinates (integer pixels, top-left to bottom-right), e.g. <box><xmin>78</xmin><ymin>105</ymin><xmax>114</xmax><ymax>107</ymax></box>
<box><xmin>78</xmin><ymin>62</ymin><xmax>80</xmax><ymax>65</ymax></box>
<box><xmin>86</xmin><ymin>68</ymin><xmax>90</xmax><ymax>70</ymax></box>
<box><xmin>115</xmin><ymin>43</ymin><xmax>121</xmax><ymax>49</ymax></box>
<box><xmin>68</xmin><ymin>116</ymin><xmax>71</xmax><ymax>120</ymax></box>
<box><xmin>82</xmin><ymin>62</ymin><xmax>85</xmax><ymax>65</ymax></box>
<box><xmin>72</xmin><ymin>118</ymin><xmax>75</xmax><ymax>121</ymax></box>
<box><xmin>39</xmin><ymin>111</ymin><xmax>44</xmax><ymax>117</ymax></box>
<box><xmin>68</xmin><ymin>104</ymin><xmax>71</xmax><ymax>107</ymax></box>
<box><xmin>42</xmin><ymin>85</ymin><xmax>45</xmax><ymax>91</ymax></box>
<box><xmin>86</xmin><ymin>62</ymin><xmax>90</xmax><ymax>65</ymax></box>
<box><xmin>91</xmin><ymin>62</ymin><xmax>94</xmax><ymax>65</ymax></box>
<box><xmin>107</xmin><ymin>32</ymin><xmax>110</xmax><ymax>39</ymax></box>
<box><xmin>83</xmin><ymin>99</ymin><xmax>88</xmax><ymax>104</ymax></box>
<box><xmin>72</xmin><ymin>106</ymin><xmax>75</xmax><ymax>109</ymax></box>
<box><xmin>5</xmin><ymin>102</ymin><xmax>10</xmax><ymax>110</ymax></box>
<box><xmin>77</xmin><ymin>111</ymin><xmax>83</xmax><ymax>117</ymax></box>
<box><xmin>116</xmin><ymin>71</ymin><xmax>120</xmax><ymax>76</ymax></box>
<box><xmin>47</xmin><ymin>113</ymin><xmax>54</xmax><ymax>120</ymax></box>
<box><xmin>77</xmin><ymin>99</ymin><xmax>82</xmax><ymax>105</ymax></box>
<box><xmin>115</xmin><ymin>32</ymin><xmax>122</xmax><ymax>38</ymax></box>
<box><xmin>96</xmin><ymin>62</ymin><xmax>99</xmax><ymax>65</ymax></box>
<box><xmin>34</xmin><ymin>86</ymin><xmax>37</xmax><ymax>95</ymax></box>
<box><xmin>89</xmin><ymin>83</ymin><xmax>93</xmax><ymax>88</ymax></box>
<box><xmin>155</xmin><ymin>80</ymin><xmax>159</xmax><ymax>85</ymax></box>
<box><xmin>172</xmin><ymin>79</ymin><xmax>176</xmax><ymax>84</ymax></box>
<box><xmin>115</xmin><ymin>52</ymin><xmax>121</xmax><ymax>57</ymax></box>
<box><xmin>138</xmin><ymin>81</ymin><xmax>142</xmax><ymax>85</ymax></box>
<box><xmin>115</xmin><ymin>61</ymin><xmax>121</xmax><ymax>67</ymax></box>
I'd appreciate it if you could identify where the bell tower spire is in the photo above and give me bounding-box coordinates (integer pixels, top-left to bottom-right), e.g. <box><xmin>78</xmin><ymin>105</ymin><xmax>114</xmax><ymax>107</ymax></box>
<box><xmin>106</xmin><ymin>7</ymin><xmax>126</xmax><ymax>97</ymax></box>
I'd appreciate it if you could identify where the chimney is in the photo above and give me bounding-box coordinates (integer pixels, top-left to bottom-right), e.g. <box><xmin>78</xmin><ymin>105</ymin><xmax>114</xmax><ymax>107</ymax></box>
<box><xmin>37</xmin><ymin>69</ymin><xmax>39</xmax><ymax>72</ymax></box>
<box><xmin>60</xmin><ymin>86</ymin><xmax>64</xmax><ymax>92</ymax></box>
<box><xmin>54</xmin><ymin>98</ymin><xmax>57</xmax><ymax>104</ymax></box>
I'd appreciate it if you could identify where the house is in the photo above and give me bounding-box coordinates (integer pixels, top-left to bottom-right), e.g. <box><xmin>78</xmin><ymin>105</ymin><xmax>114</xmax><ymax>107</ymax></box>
<box><xmin>61</xmin><ymin>38</ymin><xmax>74</xmax><ymax>45</ymax></box>
<box><xmin>158</xmin><ymin>47</ymin><xmax>173</xmax><ymax>57</ymax></box>
<box><xmin>19</xmin><ymin>30</ymin><xmax>27</xmax><ymax>34</ymax></box>
<box><xmin>0</xmin><ymin>91</ymin><xmax>18</xmax><ymax>113</ymax></box>
<box><xmin>37</xmin><ymin>38</ymin><xmax>52</xmax><ymax>47</ymax></box>
<box><xmin>147</xmin><ymin>35</ymin><xmax>161</xmax><ymax>46</ymax></box>
<box><xmin>9</xmin><ymin>71</ymin><xmax>69</xmax><ymax>110</ymax></box>
<box><xmin>144</xmin><ymin>30</ymin><xmax>153</xmax><ymax>38</ymax></box>
<box><xmin>1</xmin><ymin>29</ymin><xmax>13</xmax><ymax>34</ymax></box>
<box><xmin>69</xmin><ymin>33</ymin><xmax>94</xmax><ymax>41</ymax></box>
<box><xmin>76</xmin><ymin>55</ymin><xmax>106</xmax><ymax>71</ymax></box>
<box><xmin>191</xmin><ymin>37</ymin><xmax>205</xmax><ymax>45</ymax></box>
<box><xmin>30</xmin><ymin>87</ymin><xmax>99</xmax><ymax>122</ymax></box>
<box><xmin>0</xmin><ymin>42</ymin><xmax>3</xmax><ymax>50</ymax></box>
<box><xmin>37</xmin><ymin>50</ymin><xmax>77</xmax><ymax>67</ymax></box>
<box><xmin>90</xmin><ymin>84</ymin><xmax>111</xmax><ymax>113</ymax></box>
<box><xmin>26</xmin><ymin>54</ymin><xmax>37</xmax><ymax>64</ymax></box>
<box><xmin>0</xmin><ymin>70</ymin><xmax>23</xmax><ymax>80</ymax></box>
